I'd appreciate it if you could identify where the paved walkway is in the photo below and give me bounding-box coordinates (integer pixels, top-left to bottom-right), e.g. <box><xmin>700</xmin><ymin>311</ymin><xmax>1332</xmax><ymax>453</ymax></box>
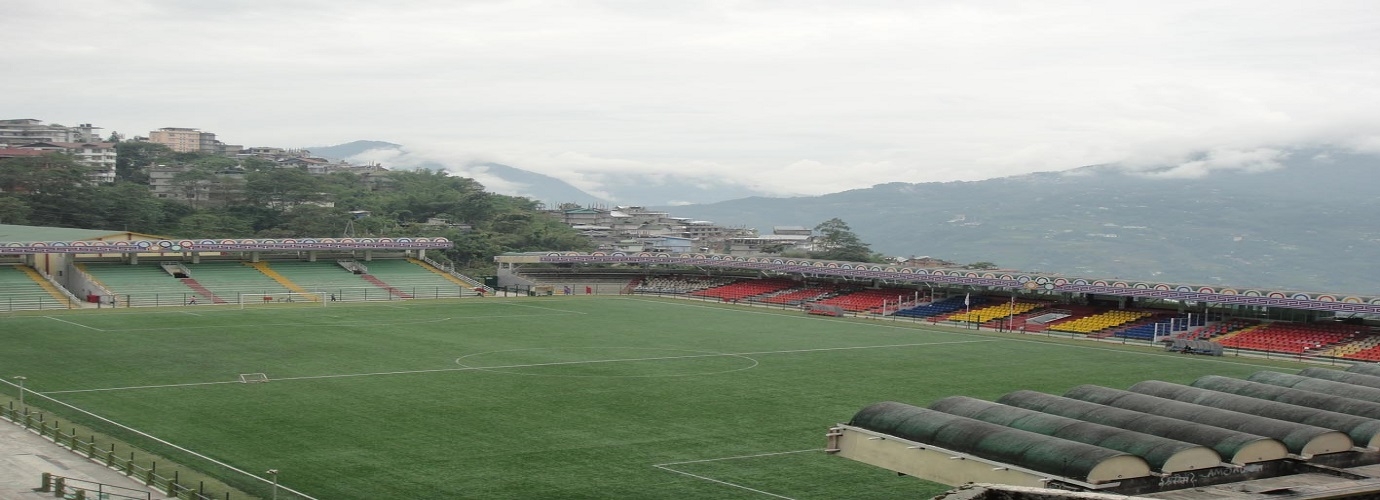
<box><xmin>0</xmin><ymin>419</ymin><xmax>162</xmax><ymax>499</ymax></box>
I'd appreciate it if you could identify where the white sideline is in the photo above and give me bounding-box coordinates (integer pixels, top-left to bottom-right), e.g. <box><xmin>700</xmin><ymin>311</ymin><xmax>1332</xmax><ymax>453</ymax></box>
<box><xmin>652</xmin><ymin>449</ymin><xmax>821</xmax><ymax>499</ymax></box>
<box><xmin>49</xmin><ymin>339</ymin><xmax>997</xmax><ymax>394</ymax></box>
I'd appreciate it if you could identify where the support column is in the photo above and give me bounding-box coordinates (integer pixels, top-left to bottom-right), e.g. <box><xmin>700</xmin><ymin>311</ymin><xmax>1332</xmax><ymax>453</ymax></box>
<box><xmin>365</xmin><ymin>250</ymin><xmax>373</xmax><ymax>261</ymax></box>
<box><xmin>129</xmin><ymin>253</ymin><xmax>139</xmax><ymax>265</ymax></box>
<box><xmin>191</xmin><ymin>252</ymin><xmax>201</xmax><ymax>264</ymax></box>
<box><xmin>250</xmin><ymin>251</ymin><xmax>260</xmax><ymax>263</ymax></box>
<box><xmin>308</xmin><ymin>251</ymin><xmax>317</xmax><ymax>262</ymax></box>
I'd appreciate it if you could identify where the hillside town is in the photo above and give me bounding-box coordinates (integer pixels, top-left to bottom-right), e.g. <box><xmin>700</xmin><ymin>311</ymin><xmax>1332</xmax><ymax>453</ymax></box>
<box><xmin>0</xmin><ymin>118</ymin><xmax>952</xmax><ymax>264</ymax></box>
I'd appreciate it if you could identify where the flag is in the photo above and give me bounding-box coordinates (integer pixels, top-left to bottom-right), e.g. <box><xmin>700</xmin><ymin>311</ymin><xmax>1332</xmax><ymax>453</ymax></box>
<box><xmin>964</xmin><ymin>293</ymin><xmax>970</xmax><ymax>306</ymax></box>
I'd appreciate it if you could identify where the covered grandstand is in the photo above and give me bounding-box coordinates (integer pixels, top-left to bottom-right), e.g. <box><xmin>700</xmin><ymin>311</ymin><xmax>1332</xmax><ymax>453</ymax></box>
<box><xmin>832</xmin><ymin>366</ymin><xmax>1380</xmax><ymax>499</ymax></box>
<box><xmin>0</xmin><ymin>223</ymin><xmax>482</xmax><ymax>310</ymax></box>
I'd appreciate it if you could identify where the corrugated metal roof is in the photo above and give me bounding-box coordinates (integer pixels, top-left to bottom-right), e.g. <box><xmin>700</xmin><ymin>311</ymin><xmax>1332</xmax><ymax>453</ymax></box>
<box><xmin>0</xmin><ymin>223</ymin><xmax>136</xmax><ymax>242</ymax></box>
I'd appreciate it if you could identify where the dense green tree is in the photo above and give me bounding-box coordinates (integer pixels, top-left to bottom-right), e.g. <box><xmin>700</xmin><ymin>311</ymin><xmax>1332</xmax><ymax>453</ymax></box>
<box><xmin>171</xmin><ymin>212</ymin><xmax>255</xmax><ymax>238</ymax></box>
<box><xmin>244</xmin><ymin>167</ymin><xmax>325</xmax><ymax>207</ymax></box>
<box><xmin>88</xmin><ymin>182</ymin><xmax>189</xmax><ymax>234</ymax></box>
<box><xmin>0</xmin><ymin>196</ymin><xmax>31</xmax><ymax>224</ymax></box>
<box><xmin>114</xmin><ymin>142</ymin><xmax>174</xmax><ymax>183</ymax></box>
<box><xmin>810</xmin><ymin>218</ymin><xmax>879</xmax><ymax>263</ymax></box>
<box><xmin>256</xmin><ymin>205</ymin><xmax>352</xmax><ymax>238</ymax></box>
<box><xmin>4</xmin><ymin>156</ymin><xmax>590</xmax><ymax>273</ymax></box>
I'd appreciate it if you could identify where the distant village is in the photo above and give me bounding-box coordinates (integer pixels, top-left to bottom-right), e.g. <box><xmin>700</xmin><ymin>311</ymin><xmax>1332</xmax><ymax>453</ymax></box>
<box><xmin>0</xmin><ymin>118</ymin><xmax>956</xmax><ymax>267</ymax></box>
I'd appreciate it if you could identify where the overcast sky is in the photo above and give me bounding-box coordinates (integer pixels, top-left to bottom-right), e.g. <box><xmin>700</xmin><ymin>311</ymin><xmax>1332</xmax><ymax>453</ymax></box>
<box><xmin>5</xmin><ymin>1</ymin><xmax>1379</xmax><ymax>197</ymax></box>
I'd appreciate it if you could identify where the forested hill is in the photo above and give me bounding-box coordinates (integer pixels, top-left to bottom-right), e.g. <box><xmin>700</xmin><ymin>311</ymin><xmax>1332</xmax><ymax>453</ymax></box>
<box><xmin>668</xmin><ymin>148</ymin><xmax>1380</xmax><ymax>293</ymax></box>
<box><xmin>0</xmin><ymin>144</ymin><xmax>591</xmax><ymax>271</ymax></box>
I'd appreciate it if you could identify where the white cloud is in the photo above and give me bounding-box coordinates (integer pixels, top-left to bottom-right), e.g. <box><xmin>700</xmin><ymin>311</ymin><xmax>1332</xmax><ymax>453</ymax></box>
<box><xmin>3</xmin><ymin>1</ymin><xmax>1380</xmax><ymax>197</ymax></box>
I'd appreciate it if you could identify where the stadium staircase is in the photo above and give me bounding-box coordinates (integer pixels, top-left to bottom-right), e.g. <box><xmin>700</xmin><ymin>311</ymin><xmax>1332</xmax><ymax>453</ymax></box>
<box><xmin>359</xmin><ymin>259</ymin><xmax>475</xmax><ymax>298</ymax></box>
<box><xmin>0</xmin><ymin>264</ymin><xmax>76</xmax><ymax>311</ymax></box>
<box><xmin>16</xmin><ymin>264</ymin><xmax>77</xmax><ymax>308</ymax></box>
<box><xmin>246</xmin><ymin>262</ymin><xmax>321</xmax><ymax>301</ymax></box>
<box><xmin>178</xmin><ymin>278</ymin><xmax>227</xmax><ymax>304</ymax></box>
<box><xmin>406</xmin><ymin>258</ymin><xmax>471</xmax><ymax>287</ymax></box>
<box><xmin>362</xmin><ymin>274</ymin><xmax>412</xmax><ymax>298</ymax></box>
<box><xmin>181</xmin><ymin>262</ymin><xmax>292</xmax><ymax>301</ymax></box>
<box><xmin>82</xmin><ymin>263</ymin><xmax>210</xmax><ymax>307</ymax></box>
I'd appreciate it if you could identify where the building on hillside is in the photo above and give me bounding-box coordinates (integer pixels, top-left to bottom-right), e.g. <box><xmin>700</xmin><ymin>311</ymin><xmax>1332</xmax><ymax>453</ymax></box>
<box><xmin>773</xmin><ymin>225</ymin><xmax>813</xmax><ymax>237</ymax></box>
<box><xmin>11</xmin><ymin>141</ymin><xmax>117</xmax><ymax>183</ymax></box>
<box><xmin>147</xmin><ymin>165</ymin><xmax>247</xmax><ymax>206</ymax></box>
<box><xmin>148</xmin><ymin>127</ymin><xmax>242</xmax><ymax>155</ymax></box>
<box><xmin>0</xmin><ymin>119</ymin><xmax>104</xmax><ymax>146</ymax></box>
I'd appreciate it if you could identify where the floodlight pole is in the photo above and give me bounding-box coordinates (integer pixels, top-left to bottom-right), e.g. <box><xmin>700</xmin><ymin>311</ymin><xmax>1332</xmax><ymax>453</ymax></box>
<box><xmin>266</xmin><ymin>469</ymin><xmax>279</xmax><ymax>500</ymax></box>
<box><xmin>13</xmin><ymin>376</ymin><xmax>26</xmax><ymax>407</ymax></box>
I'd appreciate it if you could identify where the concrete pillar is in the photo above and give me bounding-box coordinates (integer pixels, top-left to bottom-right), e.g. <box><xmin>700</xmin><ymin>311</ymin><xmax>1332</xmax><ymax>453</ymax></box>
<box><xmin>308</xmin><ymin>251</ymin><xmax>317</xmax><ymax>262</ymax></box>
<box><xmin>129</xmin><ymin>253</ymin><xmax>138</xmax><ymax>265</ymax></box>
<box><xmin>365</xmin><ymin>250</ymin><xmax>373</xmax><ymax>261</ymax></box>
<box><xmin>250</xmin><ymin>251</ymin><xmax>260</xmax><ymax>263</ymax></box>
<box><xmin>191</xmin><ymin>252</ymin><xmax>201</xmax><ymax>264</ymax></box>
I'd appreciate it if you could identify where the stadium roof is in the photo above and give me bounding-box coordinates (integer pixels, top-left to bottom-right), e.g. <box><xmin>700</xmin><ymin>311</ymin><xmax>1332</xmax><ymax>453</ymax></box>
<box><xmin>0</xmin><ymin>223</ymin><xmax>143</xmax><ymax>242</ymax></box>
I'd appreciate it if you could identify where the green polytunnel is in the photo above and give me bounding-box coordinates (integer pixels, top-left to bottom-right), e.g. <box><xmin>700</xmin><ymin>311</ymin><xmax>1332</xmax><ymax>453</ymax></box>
<box><xmin>1130</xmin><ymin>380</ymin><xmax>1380</xmax><ymax>449</ymax></box>
<box><xmin>1064</xmin><ymin>385</ymin><xmax>1352</xmax><ymax>458</ymax></box>
<box><xmin>928</xmin><ymin>396</ymin><xmax>1221</xmax><ymax>472</ymax></box>
<box><xmin>1348</xmin><ymin>363</ymin><xmax>1380</xmax><ymax>378</ymax></box>
<box><xmin>997</xmin><ymin>390</ymin><xmax>1286</xmax><ymax>464</ymax></box>
<box><xmin>1194</xmin><ymin>375</ymin><xmax>1380</xmax><ymax>426</ymax></box>
<box><xmin>849</xmin><ymin>401</ymin><xmax>1151</xmax><ymax>483</ymax></box>
<box><xmin>1247</xmin><ymin>371</ymin><xmax>1380</xmax><ymax>405</ymax></box>
<box><xmin>1299</xmin><ymin>367</ymin><xmax>1380</xmax><ymax>390</ymax></box>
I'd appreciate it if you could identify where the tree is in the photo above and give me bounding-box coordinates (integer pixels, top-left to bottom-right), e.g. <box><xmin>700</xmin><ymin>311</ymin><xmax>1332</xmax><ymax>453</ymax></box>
<box><xmin>810</xmin><ymin>218</ymin><xmax>877</xmax><ymax>262</ymax></box>
<box><xmin>114</xmin><ymin>142</ymin><xmax>174</xmax><ymax>183</ymax></box>
<box><xmin>0</xmin><ymin>196</ymin><xmax>31</xmax><ymax>224</ymax></box>
<box><xmin>244</xmin><ymin>167</ymin><xmax>325</xmax><ymax>207</ymax></box>
<box><xmin>964</xmin><ymin>261</ymin><xmax>999</xmax><ymax>270</ymax></box>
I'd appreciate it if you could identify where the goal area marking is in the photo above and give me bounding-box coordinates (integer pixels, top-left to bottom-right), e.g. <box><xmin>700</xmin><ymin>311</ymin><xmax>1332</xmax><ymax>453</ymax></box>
<box><xmin>239</xmin><ymin>373</ymin><xmax>269</xmax><ymax>384</ymax></box>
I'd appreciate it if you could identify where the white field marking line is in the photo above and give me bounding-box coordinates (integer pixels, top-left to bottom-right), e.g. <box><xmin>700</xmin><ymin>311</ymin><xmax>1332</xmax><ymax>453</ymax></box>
<box><xmin>4</xmin><ymin>385</ymin><xmax>320</xmax><ymax>500</ymax></box>
<box><xmin>100</xmin><ymin>316</ymin><xmax>458</xmax><ymax>332</ymax></box>
<box><xmin>52</xmin><ymin>340</ymin><xmax>992</xmax><ymax>393</ymax></box>
<box><xmin>652</xmin><ymin>449</ymin><xmax>821</xmax><ymax>500</ymax></box>
<box><xmin>45</xmin><ymin>380</ymin><xmax>243</xmax><ymax>394</ymax></box>
<box><xmin>622</xmin><ymin>297</ymin><xmax>1308</xmax><ymax>371</ymax></box>
<box><xmin>652</xmin><ymin>466</ymin><xmax>797</xmax><ymax>500</ymax></box>
<box><xmin>180</xmin><ymin>311</ymin><xmax>203</xmax><ymax>317</ymax></box>
<box><xmin>654</xmin><ymin>448</ymin><xmax>821</xmax><ymax>467</ymax></box>
<box><xmin>493</xmin><ymin>301</ymin><xmax>590</xmax><ymax>315</ymax></box>
<box><xmin>43</xmin><ymin>316</ymin><xmax>105</xmax><ymax>331</ymax></box>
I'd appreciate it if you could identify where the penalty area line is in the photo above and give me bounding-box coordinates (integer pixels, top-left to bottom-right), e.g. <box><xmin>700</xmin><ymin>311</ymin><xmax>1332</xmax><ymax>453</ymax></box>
<box><xmin>653</xmin><ymin>449</ymin><xmax>820</xmax><ymax>500</ymax></box>
<box><xmin>43</xmin><ymin>316</ymin><xmax>104</xmax><ymax>331</ymax></box>
<box><xmin>45</xmin><ymin>380</ymin><xmax>244</xmax><ymax>394</ymax></box>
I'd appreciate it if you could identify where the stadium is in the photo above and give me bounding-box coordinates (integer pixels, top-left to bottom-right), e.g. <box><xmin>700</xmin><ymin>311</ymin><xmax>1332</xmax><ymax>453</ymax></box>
<box><xmin>3</xmin><ymin>224</ymin><xmax>1380</xmax><ymax>499</ymax></box>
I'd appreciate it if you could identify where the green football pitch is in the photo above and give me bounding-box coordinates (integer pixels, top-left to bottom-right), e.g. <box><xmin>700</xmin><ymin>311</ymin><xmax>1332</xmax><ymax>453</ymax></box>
<box><xmin>1</xmin><ymin>297</ymin><xmax>1313</xmax><ymax>499</ymax></box>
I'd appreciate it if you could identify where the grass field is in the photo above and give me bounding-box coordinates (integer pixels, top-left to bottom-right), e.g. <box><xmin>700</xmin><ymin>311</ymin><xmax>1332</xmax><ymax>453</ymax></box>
<box><xmin>0</xmin><ymin>297</ymin><xmax>1317</xmax><ymax>499</ymax></box>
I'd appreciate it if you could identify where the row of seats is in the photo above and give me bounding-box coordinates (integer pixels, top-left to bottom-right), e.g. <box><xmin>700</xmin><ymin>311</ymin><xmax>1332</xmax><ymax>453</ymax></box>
<box><xmin>1048</xmin><ymin>310</ymin><xmax>1152</xmax><ymax>334</ymax></box>
<box><xmin>892</xmin><ymin>296</ymin><xmax>976</xmax><ymax>319</ymax></box>
<box><xmin>946</xmin><ymin>301</ymin><xmax>1042</xmax><ymax>324</ymax></box>
<box><xmin>633</xmin><ymin>275</ymin><xmax>734</xmax><ymax>294</ymax></box>
<box><xmin>1215</xmin><ymin>322</ymin><xmax>1362</xmax><ymax>355</ymax></box>
<box><xmin>0</xmin><ymin>264</ymin><xmax>73</xmax><ymax>311</ymax></box>
<box><xmin>760</xmin><ymin>285</ymin><xmax>838</xmax><ymax>305</ymax></box>
<box><xmin>689</xmin><ymin>278</ymin><xmax>799</xmax><ymax>301</ymax></box>
<box><xmin>813</xmin><ymin>287</ymin><xmax>919</xmax><ymax>312</ymax></box>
